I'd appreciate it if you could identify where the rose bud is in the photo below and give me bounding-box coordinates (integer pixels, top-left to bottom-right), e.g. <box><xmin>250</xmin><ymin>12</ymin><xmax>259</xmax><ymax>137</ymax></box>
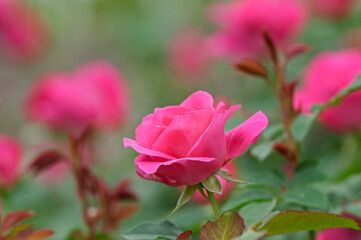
<box><xmin>26</xmin><ymin>61</ymin><xmax>129</xmax><ymax>136</ymax></box>
<box><xmin>0</xmin><ymin>134</ymin><xmax>22</xmax><ymax>188</ymax></box>
<box><xmin>0</xmin><ymin>0</ymin><xmax>47</xmax><ymax>59</ymax></box>
<box><xmin>124</xmin><ymin>91</ymin><xmax>268</xmax><ymax>187</ymax></box>
<box><xmin>294</xmin><ymin>50</ymin><xmax>361</xmax><ymax>132</ymax></box>
<box><xmin>204</xmin><ymin>0</ymin><xmax>307</xmax><ymax>60</ymax></box>
<box><xmin>316</xmin><ymin>212</ymin><xmax>361</xmax><ymax>240</ymax></box>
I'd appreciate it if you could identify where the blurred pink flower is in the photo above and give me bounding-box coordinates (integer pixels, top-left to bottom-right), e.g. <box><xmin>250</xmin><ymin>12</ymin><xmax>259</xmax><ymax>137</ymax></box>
<box><xmin>191</xmin><ymin>162</ymin><xmax>238</xmax><ymax>204</ymax></box>
<box><xmin>26</xmin><ymin>61</ymin><xmax>129</xmax><ymax>136</ymax></box>
<box><xmin>0</xmin><ymin>134</ymin><xmax>21</xmax><ymax>188</ymax></box>
<box><xmin>205</xmin><ymin>0</ymin><xmax>307</xmax><ymax>60</ymax></box>
<box><xmin>294</xmin><ymin>50</ymin><xmax>361</xmax><ymax>132</ymax></box>
<box><xmin>316</xmin><ymin>212</ymin><xmax>361</xmax><ymax>240</ymax></box>
<box><xmin>124</xmin><ymin>91</ymin><xmax>268</xmax><ymax>187</ymax></box>
<box><xmin>0</xmin><ymin>0</ymin><xmax>47</xmax><ymax>59</ymax></box>
<box><xmin>312</xmin><ymin>0</ymin><xmax>355</xmax><ymax>19</ymax></box>
<box><xmin>168</xmin><ymin>30</ymin><xmax>209</xmax><ymax>82</ymax></box>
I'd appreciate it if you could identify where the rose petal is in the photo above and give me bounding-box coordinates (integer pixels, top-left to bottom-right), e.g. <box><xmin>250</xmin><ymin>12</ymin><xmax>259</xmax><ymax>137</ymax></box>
<box><xmin>123</xmin><ymin>138</ymin><xmax>175</xmax><ymax>160</ymax></box>
<box><xmin>225</xmin><ymin>111</ymin><xmax>268</xmax><ymax>162</ymax></box>
<box><xmin>180</xmin><ymin>91</ymin><xmax>214</xmax><ymax>110</ymax></box>
<box><xmin>152</xmin><ymin>109</ymin><xmax>213</xmax><ymax>158</ymax></box>
<box><xmin>187</xmin><ymin>104</ymin><xmax>241</xmax><ymax>162</ymax></box>
<box><xmin>135</xmin><ymin>154</ymin><xmax>220</xmax><ymax>186</ymax></box>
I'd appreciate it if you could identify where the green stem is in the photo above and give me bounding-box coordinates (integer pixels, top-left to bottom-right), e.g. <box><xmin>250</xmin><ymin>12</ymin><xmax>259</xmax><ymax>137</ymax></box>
<box><xmin>207</xmin><ymin>190</ymin><xmax>221</xmax><ymax>220</ymax></box>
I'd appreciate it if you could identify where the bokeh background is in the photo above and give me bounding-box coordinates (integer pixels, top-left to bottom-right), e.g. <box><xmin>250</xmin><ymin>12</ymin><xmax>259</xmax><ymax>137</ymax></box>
<box><xmin>1</xmin><ymin>0</ymin><xmax>361</xmax><ymax>239</ymax></box>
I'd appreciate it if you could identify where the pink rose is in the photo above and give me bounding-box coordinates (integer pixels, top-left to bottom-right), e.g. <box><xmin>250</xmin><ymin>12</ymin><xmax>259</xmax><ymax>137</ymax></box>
<box><xmin>205</xmin><ymin>0</ymin><xmax>307</xmax><ymax>60</ymax></box>
<box><xmin>124</xmin><ymin>91</ymin><xmax>268</xmax><ymax>186</ymax></box>
<box><xmin>26</xmin><ymin>61</ymin><xmax>129</xmax><ymax>135</ymax></box>
<box><xmin>191</xmin><ymin>162</ymin><xmax>238</xmax><ymax>203</ymax></box>
<box><xmin>0</xmin><ymin>134</ymin><xmax>21</xmax><ymax>188</ymax></box>
<box><xmin>316</xmin><ymin>213</ymin><xmax>361</xmax><ymax>240</ymax></box>
<box><xmin>0</xmin><ymin>0</ymin><xmax>47</xmax><ymax>59</ymax></box>
<box><xmin>312</xmin><ymin>0</ymin><xmax>355</xmax><ymax>19</ymax></box>
<box><xmin>168</xmin><ymin>30</ymin><xmax>209</xmax><ymax>82</ymax></box>
<box><xmin>294</xmin><ymin>50</ymin><xmax>361</xmax><ymax>132</ymax></box>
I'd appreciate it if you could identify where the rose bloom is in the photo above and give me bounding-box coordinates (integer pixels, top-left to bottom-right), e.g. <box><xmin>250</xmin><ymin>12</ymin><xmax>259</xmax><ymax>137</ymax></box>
<box><xmin>294</xmin><ymin>50</ymin><xmax>361</xmax><ymax>132</ymax></box>
<box><xmin>124</xmin><ymin>91</ymin><xmax>268</xmax><ymax>187</ymax></box>
<box><xmin>205</xmin><ymin>0</ymin><xmax>307</xmax><ymax>60</ymax></box>
<box><xmin>26</xmin><ymin>61</ymin><xmax>129</xmax><ymax>135</ymax></box>
<box><xmin>191</xmin><ymin>162</ymin><xmax>238</xmax><ymax>203</ymax></box>
<box><xmin>312</xmin><ymin>0</ymin><xmax>355</xmax><ymax>19</ymax></box>
<box><xmin>0</xmin><ymin>134</ymin><xmax>21</xmax><ymax>188</ymax></box>
<box><xmin>0</xmin><ymin>0</ymin><xmax>47</xmax><ymax>59</ymax></box>
<box><xmin>316</xmin><ymin>213</ymin><xmax>361</xmax><ymax>240</ymax></box>
<box><xmin>168</xmin><ymin>30</ymin><xmax>209</xmax><ymax>82</ymax></box>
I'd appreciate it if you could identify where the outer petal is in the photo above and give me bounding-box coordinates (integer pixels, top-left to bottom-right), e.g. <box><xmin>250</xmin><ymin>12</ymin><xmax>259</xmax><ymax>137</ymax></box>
<box><xmin>180</xmin><ymin>91</ymin><xmax>214</xmax><ymax>110</ymax></box>
<box><xmin>135</xmin><ymin>154</ymin><xmax>221</xmax><ymax>186</ymax></box>
<box><xmin>152</xmin><ymin>109</ymin><xmax>213</xmax><ymax>158</ymax></box>
<box><xmin>187</xmin><ymin>104</ymin><xmax>241</xmax><ymax>162</ymax></box>
<box><xmin>135</xmin><ymin>155</ymin><xmax>181</xmax><ymax>186</ymax></box>
<box><xmin>123</xmin><ymin>138</ymin><xmax>174</xmax><ymax>160</ymax></box>
<box><xmin>135</xmin><ymin>114</ymin><xmax>155</xmax><ymax>148</ymax></box>
<box><xmin>225</xmin><ymin>111</ymin><xmax>268</xmax><ymax>162</ymax></box>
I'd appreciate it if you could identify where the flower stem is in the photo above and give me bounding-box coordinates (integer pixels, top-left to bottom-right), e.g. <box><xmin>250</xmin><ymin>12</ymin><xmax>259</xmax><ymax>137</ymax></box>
<box><xmin>207</xmin><ymin>190</ymin><xmax>221</xmax><ymax>220</ymax></box>
<box><xmin>69</xmin><ymin>137</ymin><xmax>96</xmax><ymax>239</ymax></box>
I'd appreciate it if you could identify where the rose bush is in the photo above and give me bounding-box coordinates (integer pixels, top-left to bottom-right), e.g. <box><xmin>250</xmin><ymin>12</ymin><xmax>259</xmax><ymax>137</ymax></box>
<box><xmin>124</xmin><ymin>91</ymin><xmax>268</xmax><ymax>186</ymax></box>
<box><xmin>205</xmin><ymin>0</ymin><xmax>307</xmax><ymax>60</ymax></box>
<box><xmin>26</xmin><ymin>61</ymin><xmax>129</xmax><ymax>135</ymax></box>
<box><xmin>294</xmin><ymin>50</ymin><xmax>361</xmax><ymax>132</ymax></box>
<box><xmin>0</xmin><ymin>134</ymin><xmax>21</xmax><ymax>188</ymax></box>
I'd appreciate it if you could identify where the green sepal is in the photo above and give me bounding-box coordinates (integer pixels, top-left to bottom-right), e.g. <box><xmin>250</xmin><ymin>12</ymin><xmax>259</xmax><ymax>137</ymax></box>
<box><xmin>202</xmin><ymin>174</ymin><xmax>223</xmax><ymax>194</ymax></box>
<box><xmin>216</xmin><ymin>169</ymin><xmax>250</xmax><ymax>184</ymax></box>
<box><xmin>170</xmin><ymin>185</ymin><xmax>197</xmax><ymax>216</ymax></box>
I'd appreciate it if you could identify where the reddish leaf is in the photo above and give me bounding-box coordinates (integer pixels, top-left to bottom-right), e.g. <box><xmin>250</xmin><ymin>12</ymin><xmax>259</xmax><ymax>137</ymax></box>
<box><xmin>284</xmin><ymin>43</ymin><xmax>310</xmax><ymax>60</ymax></box>
<box><xmin>2</xmin><ymin>211</ymin><xmax>34</xmax><ymax>233</ymax></box>
<box><xmin>177</xmin><ymin>230</ymin><xmax>192</xmax><ymax>240</ymax></box>
<box><xmin>234</xmin><ymin>59</ymin><xmax>268</xmax><ymax>78</ymax></box>
<box><xmin>112</xmin><ymin>179</ymin><xmax>138</xmax><ymax>201</ymax></box>
<box><xmin>199</xmin><ymin>210</ymin><xmax>245</xmax><ymax>240</ymax></box>
<box><xmin>25</xmin><ymin>230</ymin><xmax>54</xmax><ymax>240</ymax></box>
<box><xmin>262</xmin><ymin>29</ymin><xmax>278</xmax><ymax>64</ymax></box>
<box><xmin>28</xmin><ymin>150</ymin><xmax>64</xmax><ymax>175</ymax></box>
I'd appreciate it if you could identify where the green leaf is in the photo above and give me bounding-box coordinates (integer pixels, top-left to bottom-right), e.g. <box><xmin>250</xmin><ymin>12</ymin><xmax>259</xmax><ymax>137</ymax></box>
<box><xmin>291</xmin><ymin>114</ymin><xmax>316</xmax><ymax>142</ymax></box>
<box><xmin>250</xmin><ymin>142</ymin><xmax>273</xmax><ymax>162</ymax></box>
<box><xmin>221</xmin><ymin>189</ymin><xmax>273</xmax><ymax>212</ymax></box>
<box><xmin>234</xmin><ymin>230</ymin><xmax>266</xmax><ymax>240</ymax></box>
<box><xmin>261</xmin><ymin>123</ymin><xmax>283</xmax><ymax>140</ymax></box>
<box><xmin>289</xmin><ymin>168</ymin><xmax>326</xmax><ymax>187</ymax></box>
<box><xmin>216</xmin><ymin>169</ymin><xmax>249</xmax><ymax>184</ymax></box>
<box><xmin>239</xmin><ymin>199</ymin><xmax>277</xmax><ymax>226</ymax></box>
<box><xmin>199</xmin><ymin>210</ymin><xmax>245</xmax><ymax>240</ymax></box>
<box><xmin>202</xmin><ymin>175</ymin><xmax>223</xmax><ymax>194</ymax></box>
<box><xmin>258</xmin><ymin>211</ymin><xmax>361</xmax><ymax>236</ymax></box>
<box><xmin>247</xmin><ymin>170</ymin><xmax>287</xmax><ymax>189</ymax></box>
<box><xmin>225</xmin><ymin>116</ymin><xmax>245</xmax><ymax>133</ymax></box>
<box><xmin>292</xmin><ymin>74</ymin><xmax>361</xmax><ymax>142</ymax></box>
<box><xmin>282</xmin><ymin>188</ymin><xmax>329</xmax><ymax>210</ymax></box>
<box><xmin>170</xmin><ymin>185</ymin><xmax>197</xmax><ymax>215</ymax></box>
<box><xmin>122</xmin><ymin>221</ymin><xmax>183</xmax><ymax>240</ymax></box>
